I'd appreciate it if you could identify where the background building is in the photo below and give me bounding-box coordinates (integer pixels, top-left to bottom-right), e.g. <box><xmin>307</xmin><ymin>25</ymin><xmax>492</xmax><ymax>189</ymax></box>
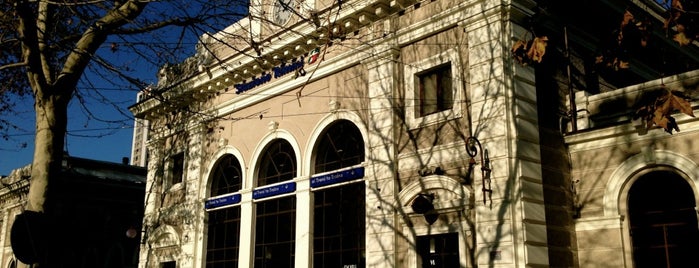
<box><xmin>131</xmin><ymin>91</ymin><xmax>151</xmax><ymax>168</ymax></box>
<box><xmin>130</xmin><ymin>0</ymin><xmax>699</xmax><ymax>267</ymax></box>
<box><xmin>0</xmin><ymin>156</ymin><xmax>146</xmax><ymax>267</ymax></box>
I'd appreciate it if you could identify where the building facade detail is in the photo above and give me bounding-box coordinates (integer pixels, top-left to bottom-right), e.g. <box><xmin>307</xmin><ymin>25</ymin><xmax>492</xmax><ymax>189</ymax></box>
<box><xmin>130</xmin><ymin>0</ymin><xmax>699</xmax><ymax>267</ymax></box>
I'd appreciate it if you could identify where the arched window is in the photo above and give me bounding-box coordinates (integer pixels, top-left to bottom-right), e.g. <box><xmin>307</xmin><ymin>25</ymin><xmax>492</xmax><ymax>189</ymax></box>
<box><xmin>206</xmin><ymin>154</ymin><xmax>243</xmax><ymax>268</ymax></box>
<box><xmin>254</xmin><ymin>139</ymin><xmax>297</xmax><ymax>267</ymax></box>
<box><xmin>312</xmin><ymin>120</ymin><xmax>366</xmax><ymax>268</ymax></box>
<box><xmin>314</xmin><ymin>120</ymin><xmax>365</xmax><ymax>173</ymax></box>
<box><xmin>258</xmin><ymin>139</ymin><xmax>296</xmax><ymax>186</ymax></box>
<box><xmin>628</xmin><ymin>170</ymin><xmax>699</xmax><ymax>268</ymax></box>
<box><xmin>210</xmin><ymin>154</ymin><xmax>243</xmax><ymax>196</ymax></box>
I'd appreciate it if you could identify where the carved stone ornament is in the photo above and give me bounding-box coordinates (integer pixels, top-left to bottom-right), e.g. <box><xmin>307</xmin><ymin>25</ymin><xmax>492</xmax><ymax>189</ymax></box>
<box><xmin>329</xmin><ymin>99</ymin><xmax>341</xmax><ymax>112</ymax></box>
<box><xmin>218</xmin><ymin>137</ymin><xmax>228</xmax><ymax>147</ymax></box>
<box><xmin>268</xmin><ymin>121</ymin><xmax>279</xmax><ymax>132</ymax></box>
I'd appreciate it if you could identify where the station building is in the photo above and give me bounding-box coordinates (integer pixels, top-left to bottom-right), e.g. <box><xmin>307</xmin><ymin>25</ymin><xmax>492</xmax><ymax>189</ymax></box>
<box><xmin>130</xmin><ymin>0</ymin><xmax>699</xmax><ymax>267</ymax></box>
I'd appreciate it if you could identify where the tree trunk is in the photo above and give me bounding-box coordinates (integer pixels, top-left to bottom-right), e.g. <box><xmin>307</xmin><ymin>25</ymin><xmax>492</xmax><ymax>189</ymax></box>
<box><xmin>27</xmin><ymin>91</ymin><xmax>68</xmax><ymax>213</ymax></box>
<box><xmin>10</xmin><ymin>89</ymin><xmax>70</xmax><ymax>266</ymax></box>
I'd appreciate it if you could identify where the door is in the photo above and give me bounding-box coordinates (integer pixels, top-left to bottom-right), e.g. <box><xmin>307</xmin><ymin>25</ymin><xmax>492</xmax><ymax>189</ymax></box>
<box><xmin>416</xmin><ymin>233</ymin><xmax>460</xmax><ymax>268</ymax></box>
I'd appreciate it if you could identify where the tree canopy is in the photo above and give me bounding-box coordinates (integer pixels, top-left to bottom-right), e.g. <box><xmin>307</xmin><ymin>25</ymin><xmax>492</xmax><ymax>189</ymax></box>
<box><xmin>0</xmin><ymin>0</ymin><xmax>251</xmax><ymax>265</ymax></box>
<box><xmin>0</xmin><ymin>0</ymin><xmax>249</xmax><ymax>144</ymax></box>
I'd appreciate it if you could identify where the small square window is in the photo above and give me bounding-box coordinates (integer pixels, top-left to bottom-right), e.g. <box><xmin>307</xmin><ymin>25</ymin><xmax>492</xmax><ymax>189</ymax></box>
<box><xmin>417</xmin><ymin>63</ymin><xmax>453</xmax><ymax>117</ymax></box>
<box><xmin>404</xmin><ymin>48</ymin><xmax>464</xmax><ymax>129</ymax></box>
<box><xmin>171</xmin><ymin>152</ymin><xmax>185</xmax><ymax>185</ymax></box>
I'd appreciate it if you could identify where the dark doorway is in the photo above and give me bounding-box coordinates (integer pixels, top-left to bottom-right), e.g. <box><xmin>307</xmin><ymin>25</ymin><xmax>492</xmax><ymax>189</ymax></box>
<box><xmin>628</xmin><ymin>170</ymin><xmax>699</xmax><ymax>268</ymax></box>
<box><xmin>416</xmin><ymin>233</ymin><xmax>460</xmax><ymax>268</ymax></box>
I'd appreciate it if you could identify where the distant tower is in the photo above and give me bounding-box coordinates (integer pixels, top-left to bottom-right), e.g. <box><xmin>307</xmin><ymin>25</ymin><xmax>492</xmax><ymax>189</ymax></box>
<box><xmin>130</xmin><ymin>90</ymin><xmax>150</xmax><ymax>167</ymax></box>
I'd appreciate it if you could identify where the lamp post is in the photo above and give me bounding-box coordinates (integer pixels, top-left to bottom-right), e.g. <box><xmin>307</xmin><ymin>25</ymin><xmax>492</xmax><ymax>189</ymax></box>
<box><xmin>466</xmin><ymin>136</ymin><xmax>492</xmax><ymax>206</ymax></box>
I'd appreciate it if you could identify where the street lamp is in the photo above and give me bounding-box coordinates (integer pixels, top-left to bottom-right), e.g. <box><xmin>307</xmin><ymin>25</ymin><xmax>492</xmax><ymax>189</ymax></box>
<box><xmin>466</xmin><ymin>136</ymin><xmax>492</xmax><ymax>206</ymax></box>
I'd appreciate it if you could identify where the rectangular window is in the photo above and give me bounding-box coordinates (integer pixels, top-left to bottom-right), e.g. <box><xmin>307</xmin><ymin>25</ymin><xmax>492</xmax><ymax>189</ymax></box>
<box><xmin>171</xmin><ymin>152</ymin><xmax>185</xmax><ymax>185</ymax></box>
<box><xmin>403</xmin><ymin>48</ymin><xmax>463</xmax><ymax>129</ymax></box>
<box><xmin>313</xmin><ymin>182</ymin><xmax>366</xmax><ymax>268</ymax></box>
<box><xmin>161</xmin><ymin>261</ymin><xmax>176</xmax><ymax>268</ymax></box>
<box><xmin>254</xmin><ymin>196</ymin><xmax>296</xmax><ymax>267</ymax></box>
<box><xmin>206</xmin><ymin>207</ymin><xmax>241</xmax><ymax>268</ymax></box>
<box><xmin>417</xmin><ymin>63</ymin><xmax>453</xmax><ymax>117</ymax></box>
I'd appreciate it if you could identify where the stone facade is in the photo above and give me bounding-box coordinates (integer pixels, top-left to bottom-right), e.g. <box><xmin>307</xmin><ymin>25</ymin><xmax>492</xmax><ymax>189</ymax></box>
<box><xmin>131</xmin><ymin>0</ymin><xmax>699</xmax><ymax>267</ymax></box>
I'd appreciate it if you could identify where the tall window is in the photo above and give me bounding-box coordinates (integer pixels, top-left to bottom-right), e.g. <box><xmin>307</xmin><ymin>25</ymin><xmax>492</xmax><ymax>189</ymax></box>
<box><xmin>254</xmin><ymin>139</ymin><xmax>297</xmax><ymax>268</ymax></box>
<box><xmin>170</xmin><ymin>152</ymin><xmax>185</xmax><ymax>185</ymax></box>
<box><xmin>314</xmin><ymin>183</ymin><xmax>365</xmax><ymax>267</ymax></box>
<box><xmin>206</xmin><ymin>155</ymin><xmax>243</xmax><ymax>268</ymax></box>
<box><xmin>313</xmin><ymin>120</ymin><xmax>366</xmax><ymax>267</ymax></box>
<box><xmin>417</xmin><ymin>63</ymin><xmax>453</xmax><ymax>117</ymax></box>
<box><xmin>254</xmin><ymin>196</ymin><xmax>296</xmax><ymax>268</ymax></box>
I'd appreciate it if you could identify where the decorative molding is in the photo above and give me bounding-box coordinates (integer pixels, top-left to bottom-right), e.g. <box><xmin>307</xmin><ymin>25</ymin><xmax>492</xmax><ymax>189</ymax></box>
<box><xmin>604</xmin><ymin>150</ymin><xmax>699</xmax><ymax>217</ymax></box>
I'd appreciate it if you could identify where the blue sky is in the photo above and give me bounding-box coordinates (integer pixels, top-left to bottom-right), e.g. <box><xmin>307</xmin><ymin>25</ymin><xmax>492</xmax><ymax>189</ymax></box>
<box><xmin>0</xmin><ymin>41</ymin><xmax>168</xmax><ymax>176</ymax></box>
<box><xmin>0</xmin><ymin>68</ymin><xmax>149</xmax><ymax>176</ymax></box>
<box><xmin>0</xmin><ymin>1</ymin><xmax>240</xmax><ymax>176</ymax></box>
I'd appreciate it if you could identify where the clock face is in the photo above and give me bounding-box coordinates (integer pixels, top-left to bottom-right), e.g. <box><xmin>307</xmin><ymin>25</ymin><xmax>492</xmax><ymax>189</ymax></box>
<box><xmin>273</xmin><ymin>0</ymin><xmax>294</xmax><ymax>25</ymax></box>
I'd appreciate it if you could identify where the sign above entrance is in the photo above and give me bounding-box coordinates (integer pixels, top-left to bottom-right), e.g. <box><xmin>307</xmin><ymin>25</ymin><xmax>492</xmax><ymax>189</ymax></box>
<box><xmin>253</xmin><ymin>181</ymin><xmax>296</xmax><ymax>199</ymax></box>
<box><xmin>205</xmin><ymin>193</ymin><xmax>241</xmax><ymax>210</ymax></box>
<box><xmin>311</xmin><ymin>166</ymin><xmax>365</xmax><ymax>188</ymax></box>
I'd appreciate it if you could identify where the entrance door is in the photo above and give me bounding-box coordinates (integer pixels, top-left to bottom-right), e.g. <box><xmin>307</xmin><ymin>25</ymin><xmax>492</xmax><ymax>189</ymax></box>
<box><xmin>628</xmin><ymin>170</ymin><xmax>699</xmax><ymax>268</ymax></box>
<box><xmin>416</xmin><ymin>233</ymin><xmax>459</xmax><ymax>268</ymax></box>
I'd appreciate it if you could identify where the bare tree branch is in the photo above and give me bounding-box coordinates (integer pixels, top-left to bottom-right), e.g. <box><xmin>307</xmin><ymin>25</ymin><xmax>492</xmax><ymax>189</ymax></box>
<box><xmin>0</xmin><ymin>60</ymin><xmax>29</xmax><ymax>71</ymax></box>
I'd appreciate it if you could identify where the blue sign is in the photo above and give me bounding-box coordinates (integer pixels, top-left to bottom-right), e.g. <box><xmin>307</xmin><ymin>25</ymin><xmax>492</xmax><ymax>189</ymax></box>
<box><xmin>234</xmin><ymin>58</ymin><xmax>306</xmax><ymax>94</ymax></box>
<box><xmin>273</xmin><ymin>59</ymin><xmax>304</xmax><ymax>78</ymax></box>
<box><xmin>235</xmin><ymin>73</ymin><xmax>272</xmax><ymax>94</ymax></box>
<box><xmin>311</xmin><ymin>167</ymin><xmax>365</xmax><ymax>188</ymax></box>
<box><xmin>205</xmin><ymin>193</ymin><xmax>241</xmax><ymax>209</ymax></box>
<box><xmin>253</xmin><ymin>181</ymin><xmax>296</xmax><ymax>199</ymax></box>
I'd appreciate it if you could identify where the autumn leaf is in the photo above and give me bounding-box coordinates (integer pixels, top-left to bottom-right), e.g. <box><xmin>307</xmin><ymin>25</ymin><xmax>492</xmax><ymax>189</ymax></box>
<box><xmin>512</xmin><ymin>39</ymin><xmax>529</xmax><ymax>64</ymax></box>
<box><xmin>664</xmin><ymin>0</ymin><xmax>698</xmax><ymax>46</ymax></box>
<box><xmin>596</xmin><ymin>9</ymin><xmax>649</xmax><ymax>73</ymax></box>
<box><xmin>673</xmin><ymin>31</ymin><xmax>692</xmax><ymax>46</ymax></box>
<box><xmin>511</xmin><ymin>36</ymin><xmax>548</xmax><ymax>65</ymax></box>
<box><xmin>634</xmin><ymin>89</ymin><xmax>695</xmax><ymax>134</ymax></box>
<box><xmin>527</xmin><ymin>36</ymin><xmax>548</xmax><ymax>63</ymax></box>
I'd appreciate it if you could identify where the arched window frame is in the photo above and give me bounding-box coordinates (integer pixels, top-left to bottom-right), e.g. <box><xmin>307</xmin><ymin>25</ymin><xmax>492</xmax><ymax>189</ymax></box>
<box><xmin>203</xmin><ymin>152</ymin><xmax>244</xmax><ymax>268</ymax></box>
<box><xmin>310</xmin><ymin>119</ymin><xmax>367</xmax><ymax>268</ymax></box>
<box><xmin>251</xmin><ymin>135</ymin><xmax>300</xmax><ymax>268</ymax></box>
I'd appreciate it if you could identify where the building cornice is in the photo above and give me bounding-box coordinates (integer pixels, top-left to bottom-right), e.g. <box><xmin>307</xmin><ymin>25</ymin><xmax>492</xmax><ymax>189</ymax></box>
<box><xmin>131</xmin><ymin>0</ymin><xmax>505</xmax><ymax>121</ymax></box>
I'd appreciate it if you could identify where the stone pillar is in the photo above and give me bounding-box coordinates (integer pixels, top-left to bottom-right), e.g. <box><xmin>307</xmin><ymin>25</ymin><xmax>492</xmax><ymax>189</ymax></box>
<box><xmin>139</xmin><ymin>139</ymin><xmax>164</xmax><ymax>268</ymax></box>
<box><xmin>362</xmin><ymin>46</ymin><xmax>400</xmax><ymax>268</ymax></box>
<box><xmin>295</xmin><ymin>178</ymin><xmax>312</xmax><ymax>267</ymax></box>
<box><xmin>238</xmin><ymin>191</ymin><xmax>254</xmax><ymax>268</ymax></box>
<box><xmin>462</xmin><ymin>4</ymin><xmax>549</xmax><ymax>267</ymax></box>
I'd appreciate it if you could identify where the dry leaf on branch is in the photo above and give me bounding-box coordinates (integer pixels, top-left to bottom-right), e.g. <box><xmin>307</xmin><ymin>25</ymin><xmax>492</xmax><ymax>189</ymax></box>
<box><xmin>596</xmin><ymin>10</ymin><xmax>650</xmax><ymax>73</ymax></box>
<box><xmin>634</xmin><ymin>89</ymin><xmax>695</xmax><ymax>134</ymax></box>
<box><xmin>512</xmin><ymin>36</ymin><xmax>548</xmax><ymax>65</ymax></box>
<box><xmin>664</xmin><ymin>0</ymin><xmax>698</xmax><ymax>46</ymax></box>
